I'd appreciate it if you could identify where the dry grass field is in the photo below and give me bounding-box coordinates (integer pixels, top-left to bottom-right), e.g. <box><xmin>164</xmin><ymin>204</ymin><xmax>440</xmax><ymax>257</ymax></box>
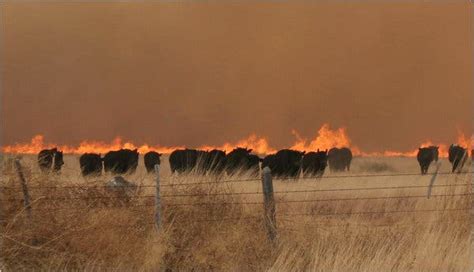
<box><xmin>1</xmin><ymin>154</ymin><xmax>472</xmax><ymax>271</ymax></box>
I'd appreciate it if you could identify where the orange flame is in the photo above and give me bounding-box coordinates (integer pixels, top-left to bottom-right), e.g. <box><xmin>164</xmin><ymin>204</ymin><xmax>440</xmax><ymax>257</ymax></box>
<box><xmin>1</xmin><ymin>135</ymin><xmax>185</xmax><ymax>155</ymax></box>
<box><xmin>352</xmin><ymin>140</ymin><xmax>446</xmax><ymax>158</ymax></box>
<box><xmin>290</xmin><ymin>124</ymin><xmax>353</xmax><ymax>152</ymax></box>
<box><xmin>456</xmin><ymin>131</ymin><xmax>473</xmax><ymax>149</ymax></box>
<box><xmin>358</xmin><ymin>134</ymin><xmax>472</xmax><ymax>158</ymax></box>
<box><xmin>1</xmin><ymin>125</ymin><xmax>472</xmax><ymax>158</ymax></box>
<box><xmin>199</xmin><ymin>134</ymin><xmax>276</xmax><ymax>155</ymax></box>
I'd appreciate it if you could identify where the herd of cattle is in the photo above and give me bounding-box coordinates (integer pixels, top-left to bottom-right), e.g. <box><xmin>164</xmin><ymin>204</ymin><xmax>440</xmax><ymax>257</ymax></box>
<box><xmin>36</xmin><ymin>147</ymin><xmax>351</xmax><ymax>178</ymax></box>
<box><xmin>35</xmin><ymin>145</ymin><xmax>472</xmax><ymax>178</ymax></box>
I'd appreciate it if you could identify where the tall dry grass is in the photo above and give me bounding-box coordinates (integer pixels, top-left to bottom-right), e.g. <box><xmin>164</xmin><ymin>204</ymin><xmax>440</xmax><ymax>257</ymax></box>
<box><xmin>0</xmin><ymin>155</ymin><xmax>472</xmax><ymax>271</ymax></box>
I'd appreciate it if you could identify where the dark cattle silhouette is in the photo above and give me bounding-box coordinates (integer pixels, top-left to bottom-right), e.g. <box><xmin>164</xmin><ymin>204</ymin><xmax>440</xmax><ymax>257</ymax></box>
<box><xmin>302</xmin><ymin>149</ymin><xmax>328</xmax><ymax>178</ymax></box>
<box><xmin>430</xmin><ymin>145</ymin><xmax>440</xmax><ymax>162</ymax></box>
<box><xmin>169</xmin><ymin>149</ymin><xmax>228</xmax><ymax>175</ymax></box>
<box><xmin>38</xmin><ymin>148</ymin><xmax>64</xmax><ymax>173</ymax></box>
<box><xmin>103</xmin><ymin>149</ymin><xmax>139</xmax><ymax>174</ymax></box>
<box><xmin>225</xmin><ymin>148</ymin><xmax>261</xmax><ymax>176</ymax></box>
<box><xmin>449</xmin><ymin>145</ymin><xmax>468</xmax><ymax>173</ymax></box>
<box><xmin>205</xmin><ymin>149</ymin><xmax>227</xmax><ymax>175</ymax></box>
<box><xmin>53</xmin><ymin>150</ymin><xmax>64</xmax><ymax>172</ymax></box>
<box><xmin>328</xmin><ymin>147</ymin><xmax>352</xmax><ymax>172</ymax></box>
<box><xmin>471</xmin><ymin>149</ymin><xmax>474</xmax><ymax>161</ymax></box>
<box><xmin>416</xmin><ymin>146</ymin><xmax>439</xmax><ymax>175</ymax></box>
<box><xmin>263</xmin><ymin>149</ymin><xmax>305</xmax><ymax>179</ymax></box>
<box><xmin>195</xmin><ymin>150</ymin><xmax>210</xmax><ymax>174</ymax></box>
<box><xmin>38</xmin><ymin>148</ymin><xmax>56</xmax><ymax>172</ymax></box>
<box><xmin>247</xmin><ymin>154</ymin><xmax>262</xmax><ymax>176</ymax></box>
<box><xmin>261</xmin><ymin>154</ymin><xmax>276</xmax><ymax>170</ymax></box>
<box><xmin>169</xmin><ymin>149</ymin><xmax>198</xmax><ymax>174</ymax></box>
<box><xmin>79</xmin><ymin>153</ymin><xmax>102</xmax><ymax>176</ymax></box>
<box><xmin>144</xmin><ymin>151</ymin><xmax>162</xmax><ymax>173</ymax></box>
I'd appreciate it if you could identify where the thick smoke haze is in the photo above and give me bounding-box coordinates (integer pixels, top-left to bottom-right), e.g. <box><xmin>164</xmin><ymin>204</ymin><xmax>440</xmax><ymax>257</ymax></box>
<box><xmin>1</xmin><ymin>2</ymin><xmax>472</xmax><ymax>152</ymax></box>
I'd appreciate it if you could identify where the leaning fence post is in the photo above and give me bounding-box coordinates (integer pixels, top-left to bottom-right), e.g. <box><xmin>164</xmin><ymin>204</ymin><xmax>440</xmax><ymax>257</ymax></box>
<box><xmin>154</xmin><ymin>164</ymin><xmax>162</xmax><ymax>230</ymax></box>
<box><xmin>261</xmin><ymin>167</ymin><xmax>277</xmax><ymax>242</ymax></box>
<box><xmin>14</xmin><ymin>158</ymin><xmax>32</xmax><ymax>220</ymax></box>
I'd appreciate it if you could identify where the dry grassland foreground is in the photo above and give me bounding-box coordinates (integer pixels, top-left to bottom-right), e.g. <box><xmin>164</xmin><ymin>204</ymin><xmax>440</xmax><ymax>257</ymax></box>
<box><xmin>1</xmin><ymin>154</ymin><xmax>472</xmax><ymax>271</ymax></box>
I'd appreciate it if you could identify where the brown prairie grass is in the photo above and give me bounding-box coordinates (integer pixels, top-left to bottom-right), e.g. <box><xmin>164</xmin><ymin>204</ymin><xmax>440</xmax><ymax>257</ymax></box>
<box><xmin>0</xmin><ymin>155</ymin><xmax>472</xmax><ymax>271</ymax></box>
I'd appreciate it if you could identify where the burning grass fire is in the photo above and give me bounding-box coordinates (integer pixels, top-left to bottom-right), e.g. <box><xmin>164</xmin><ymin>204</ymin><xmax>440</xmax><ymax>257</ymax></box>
<box><xmin>1</xmin><ymin>124</ymin><xmax>472</xmax><ymax>157</ymax></box>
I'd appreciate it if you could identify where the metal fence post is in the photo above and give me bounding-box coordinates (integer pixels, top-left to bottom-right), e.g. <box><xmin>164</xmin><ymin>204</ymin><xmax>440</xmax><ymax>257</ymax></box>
<box><xmin>154</xmin><ymin>164</ymin><xmax>162</xmax><ymax>230</ymax></box>
<box><xmin>261</xmin><ymin>166</ymin><xmax>277</xmax><ymax>242</ymax></box>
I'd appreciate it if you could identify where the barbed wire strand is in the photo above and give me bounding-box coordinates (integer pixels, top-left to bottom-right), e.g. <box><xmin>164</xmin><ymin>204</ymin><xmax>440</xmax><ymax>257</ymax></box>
<box><xmin>166</xmin><ymin>192</ymin><xmax>473</xmax><ymax>207</ymax></box>
<box><xmin>1</xmin><ymin>195</ymin><xmax>156</xmax><ymax>202</ymax></box>
<box><xmin>278</xmin><ymin>207</ymin><xmax>470</xmax><ymax>218</ymax></box>
<box><xmin>274</xmin><ymin>171</ymin><xmax>473</xmax><ymax>181</ymax></box>
<box><xmin>32</xmin><ymin>203</ymin><xmax>158</xmax><ymax>212</ymax></box>
<box><xmin>194</xmin><ymin>206</ymin><xmax>471</xmax><ymax>222</ymax></box>
<box><xmin>1</xmin><ymin>171</ymin><xmax>472</xmax><ymax>190</ymax></box>
<box><xmin>2</xmin><ymin>206</ymin><xmax>470</xmax><ymax>227</ymax></box>
<box><xmin>279</xmin><ymin>216</ymin><xmax>471</xmax><ymax>230</ymax></box>
<box><xmin>272</xmin><ymin>183</ymin><xmax>472</xmax><ymax>195</ymax></box>
<box><xmin>2</xmin><ymin>182</ymin><xmax>472</xmax><ymax>203</ymax></box>
<box><xmin>3</xmin><ymin>192</ymin><xmax>472</xmax><ymax>211</ymax></box>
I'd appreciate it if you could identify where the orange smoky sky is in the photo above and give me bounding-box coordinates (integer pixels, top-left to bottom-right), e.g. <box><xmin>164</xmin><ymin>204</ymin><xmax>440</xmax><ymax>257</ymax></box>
<box><xmin>0</xmin><ymin>2</ymin><xmax>472</xmax><ymax>152</ymax></box>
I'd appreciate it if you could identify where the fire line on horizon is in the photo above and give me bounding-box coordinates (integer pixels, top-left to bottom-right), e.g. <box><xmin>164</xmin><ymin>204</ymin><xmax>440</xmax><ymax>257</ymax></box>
<box><xmin>1</xmin><ymin>124</ymin><xmax>472</xmax><ymax>158</ymax></box>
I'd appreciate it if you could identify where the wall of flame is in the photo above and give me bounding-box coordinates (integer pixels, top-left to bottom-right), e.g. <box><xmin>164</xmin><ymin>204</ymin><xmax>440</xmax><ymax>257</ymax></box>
<box><xmin>1</xmin><ymin>124</ymin><xmax>472</xmax><ymax>157</ymax></box>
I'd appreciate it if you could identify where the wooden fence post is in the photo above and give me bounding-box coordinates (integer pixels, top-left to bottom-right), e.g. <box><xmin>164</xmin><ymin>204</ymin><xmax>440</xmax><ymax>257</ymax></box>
<box><xmin>14</xmin><ymin>158</ymin><xmax>32</xmax><ymax>220</ymax></box>
<box><xmin>154</xmin><ymin>164</ymin><xmax>162</xmax><ymax>230</ymax></box>
<box><xmin>261</xmin><ymin>166</ymin><xmax>277</xmax><ymax>242</ymax></box>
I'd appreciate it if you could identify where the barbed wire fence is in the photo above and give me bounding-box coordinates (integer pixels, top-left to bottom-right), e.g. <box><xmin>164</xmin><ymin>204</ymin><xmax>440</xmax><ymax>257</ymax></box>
<box><xmin>1</xmin><ymin>158</ymin><xmax>473</xmax><ymax>243</ymax></box>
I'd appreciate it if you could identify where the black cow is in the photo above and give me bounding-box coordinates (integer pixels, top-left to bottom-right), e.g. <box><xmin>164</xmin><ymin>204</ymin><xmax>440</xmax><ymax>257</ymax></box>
<box><xmin>247</xmin><ymin>154</ymin><xmax>262</xmax><ymax>176</ymax></box>
<box><xmin>261</xmin><ymin>154</ymin><xmax>276</xmax><ymax>170</ymax></box>
<box><xmin>38</xmin><ymin>148</ymin><xmax>64</xmax><ymax>173</ymax></box>
<box><xmin>449</xmin><ymin>145</ymin><xmax>468</xmax><ymax>173</ymax></box>
<box><xmin>53</xmin><ymin>150</ymin><xmax>64</xmax><ymax>172</ymax></box>
<box><xmin>169</xmin><ymin>149</ymin><xmax>198</xmax><ymax>174</ymax></box>
<box><xmin>263</xmin><ymin>149</ymin><xmax>305</xmax><ymax>179</ymax></box>
<box><xmin>431</xmin><ymin>145</ymin><xmax>440</xmax><ymax>162</ymax></box>
<box><xmin>206</xmin><ymin>149</ymin><xmax>227</xmax><ymax>175</ymax></box>
<box><xmin>328</xmin><ymin>147</ymin><xmax>352</xmax><ymax>172</ymax></box>
<box><xmin>416</xmin><ymin>146</ymin><xmax>439</xmax><ymax>175</ymax></box>
<box><xmin>38</xmin><ymin>148</ymin><xmax>55</xmax><ymax>172</ymax></box>
<box><xmin>103</xmin><ymin>149</ymin><xmax>139</xmax><ymax>174</ymax></box>
<box><xmin>302</xmin><ymin>149</ymin><xmax>328</xmax><ymax>178</ymax></box>
<box><xmin>225</xmin><ymin>148</ymin><xmax>261</xmax><ymax>176</ymax></box>
<box><xmin>144</xmin><ymin>151</ymin><xmax>162</xmax><ymax>173</ymax></box>
<box><xmin>79</xmin><ymin>153</ymin><xmax>102</xmax><ymax>176</ymax></box>
<box><xmin>195</xmin><ymin>150</ymin><xmax>210</xmax><ymax>174</ymax></box>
